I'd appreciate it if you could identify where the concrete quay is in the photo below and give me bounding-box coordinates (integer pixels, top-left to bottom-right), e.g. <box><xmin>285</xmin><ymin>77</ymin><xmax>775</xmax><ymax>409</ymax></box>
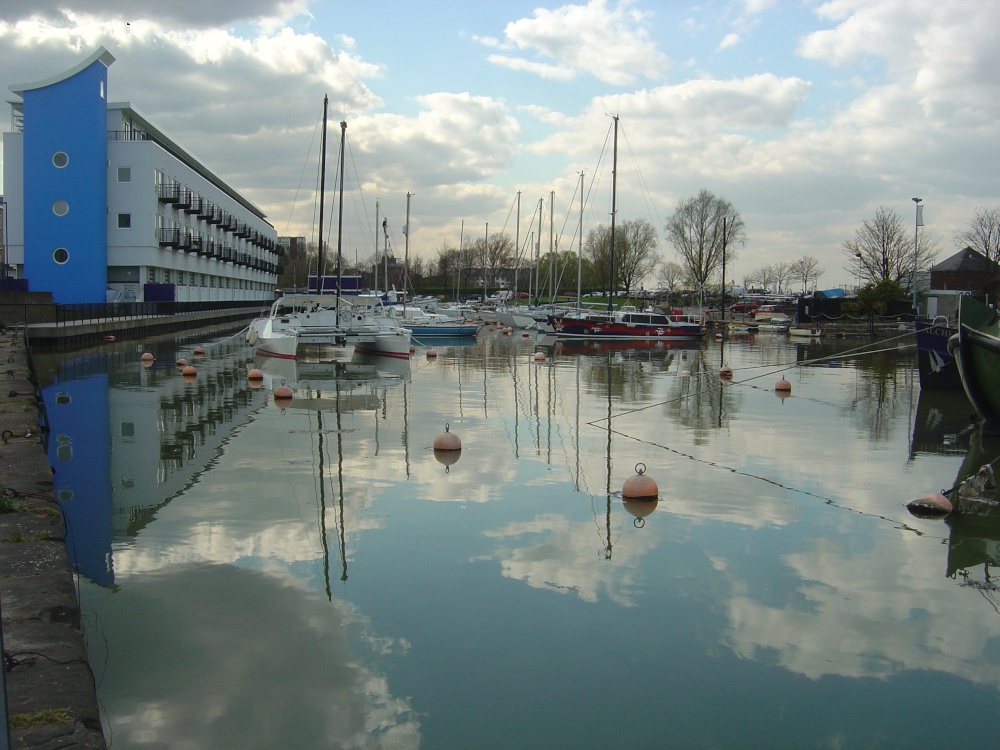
<box><xmin>0</xmin><ymin>327</ymin><xmax>106</xmax><ymax>749</ymax></box>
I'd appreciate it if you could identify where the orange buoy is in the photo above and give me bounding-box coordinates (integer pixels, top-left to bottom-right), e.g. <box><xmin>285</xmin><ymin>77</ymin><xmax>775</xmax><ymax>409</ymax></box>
<box><xmin>522</xmin><ymin>331</ymin><xmax>530</xmax><ymax>337</ymax></box>
<box><xmin>434</xmin><ymin>448</ymin><xmax>461</xmax><ymax>471</ymax></box>
<box><xmin>719</xmin><ymin>364</ymin><xmax>733</xmax><ymax>378</ymax></box>
<box><xmin>534</xmin><ymin>351</ymin><xmax>546</xmax><ymax>362</ymax></box>
<box><xmin>906</xmin><ymin>492</ymin><xmax>953</xmax><ymax>518</ymax></box>
<box><xmin>427</xmin><ymin>348</ymin><xmax>438</xmax><ymax>358</ymax></box>
<box><xmin>247</xmin><ymin>368</ymin><xmax>264</xmax><ymax>388</ymax></box>
<box><xmin>176</xmin><ymin>358</ymin><xmax>189</xmax><ymax>367</ymax></box>
<box><xmin>409</xmin><ymin>344</ymin><xmax>416</xmax><ymax>353</ymax></box>
<box><xmin>433</xmin><ymin>423</ymin><xmax>461</xmax><ymax>451</ymax></box>
<box><xmin>715</xmin><ymin>332</ymin><xmax>723</xmax><ymax>340</ymax></box>
<box><xmin>181</xmin><ymin>365</ymin><xmax>197</xmax><ymax>375</ymax></box>
<box><xmin>193</xmin><ymin>346</ymin><xmax>205</xmax><ymax>356</ymax></box>
<box><xmin>140</xmin><ymin>352</ymin><xmax>154</xmax><ymax>362</ymax></box>
<box><xmin>273</xmin><ymin>384</ymin><xmax>293</xmax><ymax>400</ymax></box>
<box><xmin>622</xmin><ymin>463</ymin><xmax>658</xmax><ymax>500</ymax></box>
<box><xmin>775</xmin><ymin>377</ymin><xmax>792</xmax><ymax>393</ymax></box>
<box><xmin>102</xmin><ymin>335</ymin><xmax>115</xmax><ymax>342</ymax></box>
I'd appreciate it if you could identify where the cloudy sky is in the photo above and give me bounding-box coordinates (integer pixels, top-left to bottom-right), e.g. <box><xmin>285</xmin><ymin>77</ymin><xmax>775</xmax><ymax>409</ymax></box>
<box><xmin>1</xmin><ymin>0</ymin><xmax>998</xmax><ymax>288</ymax></box>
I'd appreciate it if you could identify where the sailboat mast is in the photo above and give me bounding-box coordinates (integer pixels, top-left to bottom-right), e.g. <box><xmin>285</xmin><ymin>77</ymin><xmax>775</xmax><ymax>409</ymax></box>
<box><xmin>374</xmin><ymin>200</ymin><xmax>380</xmax><ymax>295</ymax></box>
<box><xmin>404</xmin><ymin>192</ymin><xmax>412</xmax><ymax>309</ymax></box>
<box><xmin>317</xmin><ymin>95</ymin><xmax>329</xmax><ymax>289</ymax></box>
<box><xmin>607</xmin><ymin>114</ymin><xmax>618</xmax><ymax>314</ymax></box>
<box><xmin>335</xmin><ymin>119</ymin><xmax>347</xmax><ymax>323</ymax></box>
<box><xmin>577</xmin><ymin>170</ymin><xmax>584</xmax><ymax>307</ymax></box>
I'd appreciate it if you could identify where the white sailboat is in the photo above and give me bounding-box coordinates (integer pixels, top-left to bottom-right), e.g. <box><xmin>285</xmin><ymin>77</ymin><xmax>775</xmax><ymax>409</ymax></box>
<box><xmin>247</xmin><ymin>97</ymin><xmax>411</xmax><ymax>361</ymax></box>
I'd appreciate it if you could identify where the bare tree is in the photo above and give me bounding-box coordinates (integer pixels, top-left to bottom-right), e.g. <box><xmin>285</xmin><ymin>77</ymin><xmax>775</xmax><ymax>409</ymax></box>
<box><xmin>845</xmin><ymin>206</ymin><xmax>938</xmax><ymax>288</ymax></box>
<box><xmin>657</xmin><ymin>261</ymin><xmax>685</xmax><ymax>293</ymax></box>
<box><xmin>664</xmin><ymin>189</ymin><xmax>746</xmax><ymax>296</ymax></box>
<box><xmin>789</xmin><ymin>255</ymin><xmax>824</xmax><ymax>292</ymax></box>
<box><xmin>954</xmin><ymin>207</ymin><xmax>1000</xmax><ymax>264</ymax></box>
<box><xmin>585</xmin><ymin>218</ymin><xmax>661</xmax><ymax>295</ymax></box>
<box><xmin>773</xmin><ymin>261</ymin><xmax>793</xmax><ymax>294</ymax></box>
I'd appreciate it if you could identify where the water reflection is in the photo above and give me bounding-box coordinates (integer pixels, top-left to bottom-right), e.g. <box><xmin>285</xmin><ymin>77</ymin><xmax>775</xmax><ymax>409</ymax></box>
<box><xmin>35</xmin><ymin>326</ymin><xmax>1000</xmax><ymax>748</ymax></box>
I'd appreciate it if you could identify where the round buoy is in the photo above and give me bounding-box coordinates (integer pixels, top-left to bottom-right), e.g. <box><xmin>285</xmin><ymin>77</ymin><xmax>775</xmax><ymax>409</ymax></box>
<box><xmin>193</xmin><ymin>346</ymin><xmax>205</xmax><ymax>356</ymax></box>
<box><xmin>433</xmin><ymin>423</ymin><xmax>461</xmax><ymax>451</ymax></box>
<box><xmin>176</xmin><ymin>358</ymin><xmax>189</xmax><ymax>367</ymax></box>
<box><xmin>719</xmin><ymin>364</ymin><xmax>733</xmax><ymax>379</ymax></box>
<box><xmin>534</xmin><ymin>351</ymin><xmax>546</xmax><ymax>362</ymax></box>
<box><xmin>409</xmin><ymin>344</ymin><xmax>416</xmax><ymax>353</ymax></box>
<box><xmin>273</xmin><ymin>384</ymin><xmax>293</xmax><ymax>399</ymax></box>
<box><xmin>427</xmin><ymin>348</ymin><xmax>438</xmax><ymax>358</ymax></box>
<box><xmin>679</xmin><ymin>369</ymin><xmax>691</xmax><ymax>377</ymax></box>
<box><xmin>715</xmin><ymin>332</ymin><xmax>723</xmax><ymax>340</ymax></box>
<box><xmin>247</xmin><ymin>368</ymin><xmax>264</xmax><ymax>388</ymax></box>
<box><xmin>622</xmin><ymin>463</ymin><xmax>658</xmax><ymax>500</ymax></box>
<box><xmin>102</xmin><ymin>335</ymin><xmax>115</xmax><ymax>342</ymax></box>
<box><xmin>181</xmin><ymin>365</ymin><xmax>197</xmax><ymax>382</ymax></box>
<box><xmin>434</xmin><ymin>449</ymin><xmax>461</xmax><ymax>471</ymax></box>
<box><xmin>522</xmin><ymin>331</ymin><xmax>530</xmax><ymax>337</ymax></box>
<box><xmin>775</xmin><ymin>377</ymin><xmax>792</xmax><ymax>393</ymax></box>
<box><xmin>906</xmin><ymin>492</ymin><xmax>953</xmax><ymax>518</ymax></box>
<box><xmin>140</xmin><ymin>352</ymin><xmax>154</xmax><ymax>362</ymax></box>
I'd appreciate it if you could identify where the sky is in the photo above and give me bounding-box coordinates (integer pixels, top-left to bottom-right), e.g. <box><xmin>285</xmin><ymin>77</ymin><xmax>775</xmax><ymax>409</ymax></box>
<box><xmin>1</xmin><ymin>0</ymin><xmax>998</xmax><ymax>289</ymax></box>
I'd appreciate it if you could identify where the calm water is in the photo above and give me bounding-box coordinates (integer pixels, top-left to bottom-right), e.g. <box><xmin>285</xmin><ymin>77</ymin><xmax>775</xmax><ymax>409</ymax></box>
<box><xmin>33</xmin><ymin>324</ymin><xmax>1000</xmax><ymax>749</ymax></box>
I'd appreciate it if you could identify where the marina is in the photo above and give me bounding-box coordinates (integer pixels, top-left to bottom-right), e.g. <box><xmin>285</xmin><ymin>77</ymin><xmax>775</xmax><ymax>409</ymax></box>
<box><xmin>22</xmin><ymin>321</ymin><xmax>1000</xmax><ymax>749</ymax></box>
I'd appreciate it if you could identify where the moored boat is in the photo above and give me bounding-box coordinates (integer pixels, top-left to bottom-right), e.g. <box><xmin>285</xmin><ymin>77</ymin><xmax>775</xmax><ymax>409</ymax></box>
<box><xmin>541</xmin><ymin>306</ymin><xmax>705</xmax><ymax>341</ymax></box>
<box><xmin>788</xmin><ymin>324</ymin><xmax>823</xmax><ymax>338</ymax></box>
<box><xmin>916</xmin><ymin>316</ymin><xmax>961</xmax><ymax>390</ymax></box>
<box><xmin>948</xmin><ymin>296</ymin><xmax>1000</xmax><ymax>432</ymax></box>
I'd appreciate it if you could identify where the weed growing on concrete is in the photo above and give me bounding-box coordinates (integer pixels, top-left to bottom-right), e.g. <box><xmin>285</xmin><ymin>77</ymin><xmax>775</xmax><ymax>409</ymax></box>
<box><xmin>9</xmin><ymin>708</ymin><xmax>74</xmax><ymax>729</ymax></box>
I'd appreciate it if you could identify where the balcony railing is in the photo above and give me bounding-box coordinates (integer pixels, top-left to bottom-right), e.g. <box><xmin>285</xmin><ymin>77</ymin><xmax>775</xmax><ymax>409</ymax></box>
<box><xmin>157</xmin><ymin>227</ymin><xmax>180</xmax><ymax>247</ymax></box>
<box><xmin>157</xmin><ymin>183</ymin><xmax>180</xmax><ymax>203</ymax></box>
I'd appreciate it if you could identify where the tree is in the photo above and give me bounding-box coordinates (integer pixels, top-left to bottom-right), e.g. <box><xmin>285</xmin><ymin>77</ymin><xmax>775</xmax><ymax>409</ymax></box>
<box><xmin>789</xmin><ymin>255</ymin><xmax>823</xmax><ymax>292</ymax></box>
<box><xmin>664</xmin><ymin>189</ymin><xmax>746</xmax><ymax>297</ymax></box>
<box><xmin>844</xmin><ymin>205</ymin><xmax>938</xmax><ymax>288</ymax></box>
<box><xmin>657</xmin><ymin>261</ymin><xmax>684</xmax><ymax>293</ymax></box>
<box><xmin>470</xmin><ymin>232</ymin><xmax>515</xmax><ymax>291</ymax></box>
<box><xmin>954</xmin><ymin>207</ymin><xmax>1000</xmax><ymax>264</ymax></box>
<box><xmin>585</xmin><ymin>218</ymin><xmax>660</xmax><ymax>296</ymax></box>
<box><xmin>772</xmin><ymin>261</ymin><xmax>793</xmax><ymax>294</ymax></box>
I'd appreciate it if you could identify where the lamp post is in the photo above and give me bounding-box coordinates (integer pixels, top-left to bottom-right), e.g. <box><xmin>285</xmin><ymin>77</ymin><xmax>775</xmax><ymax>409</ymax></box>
<box><xmin>912</xmin><ymin>197</ymin><xmax>923</xmax><ymax>313</ymax></box>
<box><xmin>855</xmin><ymin>251</ymin><xmax>862</xmax><ymax>292</ymax></box>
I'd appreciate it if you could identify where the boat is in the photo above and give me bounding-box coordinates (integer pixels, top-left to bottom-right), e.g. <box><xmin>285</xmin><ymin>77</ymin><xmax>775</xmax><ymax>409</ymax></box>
<box><xmin>540</xmin><ymin>305</ymin><xmax>705</xmax><ymax>340</ymax></box>
<box><xmin>391</xmin><ymin>306</ymin><xmax>480</xmax><ymax>338</ymax></box>
<box><xmin>246</xmin><ymin>98</ymin><xmax>411</xmax><ymax>362</ymax></box>
<box><xmin>788</xmin><ymin>324</ymin><xmax>823</xmax><ymax>338</ymax></box>
<box><xmin>916</xmin><ymin>315</ymin><xmax>962</xmax><ymax>390</ymax></box>
<box><xmin>542</xmin><ymin>116</ymin><xmax>705</xmax><ymax>343</ymax></box>
<box><xmin>756</xmin><ymin>315</ymin><xmax>792</xmax><ymax>332</ymax></box>
<box><xmin>248</xmin><ymin>293</ymin><xmax>412</xmax><ymax>360</ymax></box>
<box><xmin>948</xmin><ymin>296</ymin><xmax>1000</xmax><ymax>432</ymax></box>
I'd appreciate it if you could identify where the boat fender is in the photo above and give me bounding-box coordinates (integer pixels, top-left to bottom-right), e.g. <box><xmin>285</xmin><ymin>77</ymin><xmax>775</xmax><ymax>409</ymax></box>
<box><xmin>905</xmin><ymin>492</ymin><xmax>953</xmax><ymax>518</ymax></box>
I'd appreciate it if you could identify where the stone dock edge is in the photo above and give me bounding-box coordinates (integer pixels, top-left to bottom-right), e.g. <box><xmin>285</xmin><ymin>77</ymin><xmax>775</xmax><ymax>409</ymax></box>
<box><xmin>1</xmin><ymin>309</ymin><xmax>258</xmax><ymax>750</ymax></box>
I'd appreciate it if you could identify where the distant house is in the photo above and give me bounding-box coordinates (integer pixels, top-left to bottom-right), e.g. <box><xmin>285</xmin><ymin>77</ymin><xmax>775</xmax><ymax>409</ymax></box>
<box><xmin>929</xmin><ymin>247</ymin><xmax>999</xmax><ymax>293</ymax></box>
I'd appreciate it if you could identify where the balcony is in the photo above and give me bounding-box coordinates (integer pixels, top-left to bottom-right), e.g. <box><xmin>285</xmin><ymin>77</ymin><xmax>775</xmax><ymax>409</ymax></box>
<box><xmin>176</xmin><ymin>188</ymin><xmax>193</xmax><ymax>210</ymax></box>
<box><xmin>157</xmin><ymin>182</ymin><xmax>180</xmax><ymax>204</ymax></box>
<box><xmin>190</xmin><ymin>235</ymin><xmax>204</xmax><ymax>254</ymax></box>
<box><xmin>184</xmin><ymin>195</ymin><xmax>202</xmax><ymax>215</ymax></box>
<box><xmin>198</xmin><ymin>199</ymin><xmax>214</xmax><ymax>221</ymax></box>
<box><xmin>207</xmin><ymin>206</ymin><xmax>223</xmax><ymax>225</ymax></box>
<box><xmin>157</xmin><ymin>227</ymin><xmax>180</xmax><ymax>247</ymax></box>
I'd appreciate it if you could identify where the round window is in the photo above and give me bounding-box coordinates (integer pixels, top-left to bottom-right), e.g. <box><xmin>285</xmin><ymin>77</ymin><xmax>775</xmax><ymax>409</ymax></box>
<box><xmin>52</xmin><ymin>200</ymin><xmax>69</xmax><ymax>216</ymax></box>
<box><xmin>53</xmin><ymin>248</ymin><xmax>69</xmax><ymax>264</ymax></box>
<box><xmin>52</xmin><ymin>151</ymin><xmax>69</xmax><ymax>168</ymax></box>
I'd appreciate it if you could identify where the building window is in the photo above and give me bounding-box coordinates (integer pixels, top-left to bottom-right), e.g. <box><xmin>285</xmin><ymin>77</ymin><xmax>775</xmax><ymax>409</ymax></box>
<box><xmin>117</xmin><ymin>213</ymin><xmax>131</xmax><ymax>229</ymax></box>
<box><xmin>52</xmin><ymin>200</ymin><xmax>69</xmax><ymax>216</ymax></box>
<box><xmin>117</xmin><ymin>167</ymin><xmax>131</xmax><ymax>183</ymax></box>
<box><xmin>201</xmin><ymin>274</ymin><xmax>207</xmax><ymax>287</ymax></box>
<box><xmin>164</xmin><ymin>270</ymin><xmax>171</xmax><ymax>284</ymax></box>
<box><xmin>52</xmin><ymin>152</ymin><xmax>69</xmax><ymax>168</ymax></box>
<box><xmin>100</xmin><ymin>80</ymin><xmax>105</xmax><ymax>99</ymax></box>
<box><xmin>177</xmin><ymin>271</ymin><xmax>185</xmax><ymax>286</ymax></box>
<box><xmin>53</xmin><ymin>248</ymin><xmax>69</xmax><ymax>264</ymax></box>
<box><xmin>148</xmin><ymin>268</ymin><xmax>156</xmax><ymax>283</ymax></box>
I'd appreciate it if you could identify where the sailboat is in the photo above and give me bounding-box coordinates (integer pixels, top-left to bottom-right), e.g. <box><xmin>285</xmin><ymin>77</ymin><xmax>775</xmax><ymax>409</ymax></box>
<box><xmin>247</xmin><ymin>98</ymin><xmax>411</xmax><ymax>360</ymax></box>
<box><xmin>539</xmin><ymin>117</ymin><xmax>705</xmax><ymax>343</ymax></box>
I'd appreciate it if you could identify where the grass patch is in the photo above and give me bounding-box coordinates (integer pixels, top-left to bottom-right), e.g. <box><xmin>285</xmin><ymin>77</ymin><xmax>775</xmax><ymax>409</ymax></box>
<box><xmin>9</xmin><ymin>708</ymin><xmax>73</xmax><ymax>729</ymax></box>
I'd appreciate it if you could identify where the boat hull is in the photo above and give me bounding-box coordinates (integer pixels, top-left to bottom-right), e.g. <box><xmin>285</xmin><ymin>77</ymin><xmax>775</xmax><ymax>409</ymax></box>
<box><xmin>915</xmin><ymin>317</ymin><xmax>962</xmax><ymax>390</ymax></box>
<box><xmin>948</xmin><ymin>296</ymin><xmax>1000</xmax><ymax>432</ymax></box>
<box><xmin>545</xmin><ymin>315</ymin><xmax>704</xmax><ymax>341</ymax></box>
<box><xmin>405</xmin><ymin>324</ymin><xmax>480</xmax><ymax>338</ymax></box>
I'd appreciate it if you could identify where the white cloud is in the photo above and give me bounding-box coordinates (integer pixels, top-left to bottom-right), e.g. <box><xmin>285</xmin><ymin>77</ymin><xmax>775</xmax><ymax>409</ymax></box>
<box><xmin>717</xmin><ymin>32</ymin><xmax>741</xmax><ymax>51</ymax></box>
<box><xmin>487</xmin><ymin>0</ymin><xmax>670</xmax><ymax>85</ymax></box>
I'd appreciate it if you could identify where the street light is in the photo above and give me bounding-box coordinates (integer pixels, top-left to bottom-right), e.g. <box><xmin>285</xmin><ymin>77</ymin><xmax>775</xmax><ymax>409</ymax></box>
<box><xmin>912</xmin><ymin>197</ymin><xmax>923</xmax><ymax>313</ymax></box>
<box><xmin>855</xmin><ymin>251</ymin><xmax>862</xmax><ymax>292</ymax></box>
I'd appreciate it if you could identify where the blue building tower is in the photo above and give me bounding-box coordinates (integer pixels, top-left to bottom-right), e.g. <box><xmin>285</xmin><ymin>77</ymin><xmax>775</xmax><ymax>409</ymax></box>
<box><xmin>11</xmin><ymin>48</ymin><xmax>115</xmax><ymax>303</ymax></box>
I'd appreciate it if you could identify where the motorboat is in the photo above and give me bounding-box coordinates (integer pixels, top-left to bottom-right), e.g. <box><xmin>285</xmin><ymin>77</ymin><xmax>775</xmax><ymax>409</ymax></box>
<box><xmin>539</xmin><ymin>305</ymin><xmax>705</xmax><ymax>341</ymax></box>
<box><xmin>948</xmin><ymin>296</ymin><xmax>1000</xmax><ymax>433</ymax></box>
